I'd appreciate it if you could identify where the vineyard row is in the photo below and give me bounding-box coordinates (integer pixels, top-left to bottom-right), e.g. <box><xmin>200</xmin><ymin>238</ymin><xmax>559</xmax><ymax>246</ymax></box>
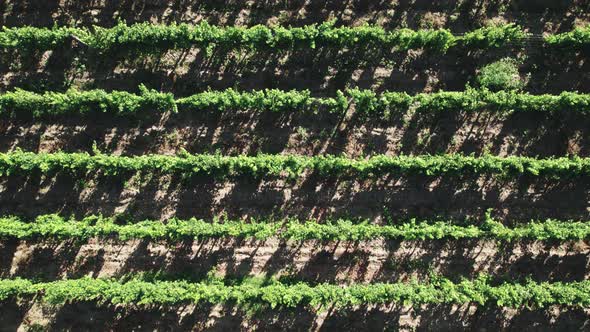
<box><xmin>1</xmin><ymin>276</ymin><xmax>589</xmax><ymax>308</ymax></box>
<box><xmin>2</xmin><ymin>150</ymin><xmax>590</xmax><ymax>179</ymax></box>
<box><xmin>2</xmin><ymin>213</ymin><xmax>590</xmax><ymax>241</ymax></box>
<box><xmin>2</xmin><ymin>87</ymin><xmax>589</xmax><ymax>118</ymax></box>
<box><xmin>1</xmin><ymin>22</ymin><xmax>588</xmax><ymax>53</ymax></box>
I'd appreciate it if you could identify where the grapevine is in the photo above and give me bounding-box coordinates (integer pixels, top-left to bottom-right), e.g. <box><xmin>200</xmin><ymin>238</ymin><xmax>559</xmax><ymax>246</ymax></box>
<box><xmin>1</xmin><ymin>23</ymin><xmax>587</xmax><ymax>53</ymax></box>
<box><xmin>1</xmin><ymin>150</ymin><xmax>589</xmax><ymax>179</ymax></box>
<box><xmin>1</xmin><ymin>213</ymin><xmax>589</xmax><ymax>241</ymax></box>
<box><xmin>1</xmin><ymin>87</ymin><xmax>588</xmax><ymax>118</ymax></box>
<box><xmin>0</xmin><ymin>276</ymin><xmax>588</xmax><ymax>308</ymax></box>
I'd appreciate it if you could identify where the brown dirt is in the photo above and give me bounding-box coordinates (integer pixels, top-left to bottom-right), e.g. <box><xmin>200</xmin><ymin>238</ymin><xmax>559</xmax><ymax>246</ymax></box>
<box><xmin>1</xmin><ymin>172</ymin><xmax>589</xmax><ymax>222</ymax></box>
<box><xmin>2</xmin><ymin>301</ymin><xmax>589</xmax><ymax>332</ymax></box>
<box><xmin>1</xmin><ymin>238</ymin><xmax>589</xmax><ymax>283</ymax></box>
<box><xmin>1</xmin><ymin>106</ymin><xmax>589</xmax><ymax>158</ymax></box>
<box><xmin>1</xmin><ymin>0</ymin><xmax>589</xmax><ymax>33</ymax></box>
<box><xmin>1</xmin><ymin>44</ymin><xmax>587</xmax><ymax>96</ymax></box>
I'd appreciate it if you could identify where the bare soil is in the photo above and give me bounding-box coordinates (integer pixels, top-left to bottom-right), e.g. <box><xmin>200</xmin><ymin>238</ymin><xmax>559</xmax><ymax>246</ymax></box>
<box><xmin>0</xmin><ymin>301</ymin><xmax>590</xmax><ymax>331</ymax></box>
<box><xmin>1</xmin><ymin>44</ymin><xmax>587</xmax><ymax>95</ymax></box>
<box><xmin>1</xmin><ymin>172</ymin><xmax>589</xmax><ymax>223</ymax></box>
<box><xmin>1</xmin><ymin>238</ymin><xmax>588</xmax><ymax>283</ymax></box>
<box><xmin>1</xmin><ymin>0</ymin><xmax>589</xmax><ymax>33</ymax></box>
<box><xmin>2</xmin><ymin>301</ymin><xmax>589</xmax><ymax>332</ymax></box>
<box><xmin>1</xmin><ymin>106</ymin><xmax>589</xmax><ymax>158</ymax></box>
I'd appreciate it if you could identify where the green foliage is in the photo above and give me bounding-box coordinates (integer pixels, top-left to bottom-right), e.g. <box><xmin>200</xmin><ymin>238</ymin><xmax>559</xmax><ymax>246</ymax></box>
<box><xmin>0</xmin><ymin>278</ymin><xmax>34</xmax><ymax>300</ymax></box>
<box><xmin>0</xmin><ymin>150</ymin><xmax>590</xmax><ymax>178</ymax></box>
<box><xmin>545</xmin><ymin>26</ymin><xmax>590</xmax><ymax>49</ymax></box>
<box><xmin>477</xmin><ymin>58</ymin><xmax>523</xmax><ymax>91</ymax></box>
<box><xmin>1</xmin><ymin>276</ymin><xmax>589</xmax><ymax>308</ymax></box>
<box><xmin>1</xmin><ymin>150</ymin><xmax>589</xmax><ymax>179</ymax></box>
<box><xmin>0</xmin><ymin>26</ymin><xmax>84</xmax><ymax>50</ymax></box>
<box><xmin>460</xmin><ymin>24</ymin><xmax>526</xmax><ymax>48</ymax></box>
<box><xmin>1</xmin><ymin>88</ymin><xmax>588</xmax><ymax>118</ymax></box>
<box><xmin>0</xmin><ymin>22</ymin><xmax>453</xmax><ymax>53</ymax></box>
<box><xmin>176</xmin><ymin>88</ymin><xmax>319</xmax><ymax>113</ymax></box>
<box><xmin>1</xmin><ymin>213</ymin><xmax>587</xmax><ymax>242</ymax></box>
<box><xmin>357</xmin><ymin>88</ymin><xmax>590</xmax><ymax>116</ymax></box>
<box><xmin>0</xmin><ymin>214</ymin><xmax>280</xmax><ymax>241</ymax></box>
<box><xmin>4</xmin><ymin>23</ymin><xmax>586</xmax><ymax>54</ymax></box>
<box><xmin>347</xmin><ymin>89</ymin><xmax>413</xmax><ymax>118</ymax></box>
<box><xmin>386</xmin><ymin>28</ymin><xmax>456</xmax><ymax>52</ymax></box>
<box><xmin>0</xmin><ymin>85</ymin><xmax>176</xmax><ymax>117</ymax></box>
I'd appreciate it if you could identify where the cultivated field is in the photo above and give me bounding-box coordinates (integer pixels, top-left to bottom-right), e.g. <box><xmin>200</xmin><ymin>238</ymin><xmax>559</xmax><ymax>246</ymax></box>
<box><xmin>0</xmin><ymin>1</ymin><xmax>589</xmax><ymax>331</ymax></box>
